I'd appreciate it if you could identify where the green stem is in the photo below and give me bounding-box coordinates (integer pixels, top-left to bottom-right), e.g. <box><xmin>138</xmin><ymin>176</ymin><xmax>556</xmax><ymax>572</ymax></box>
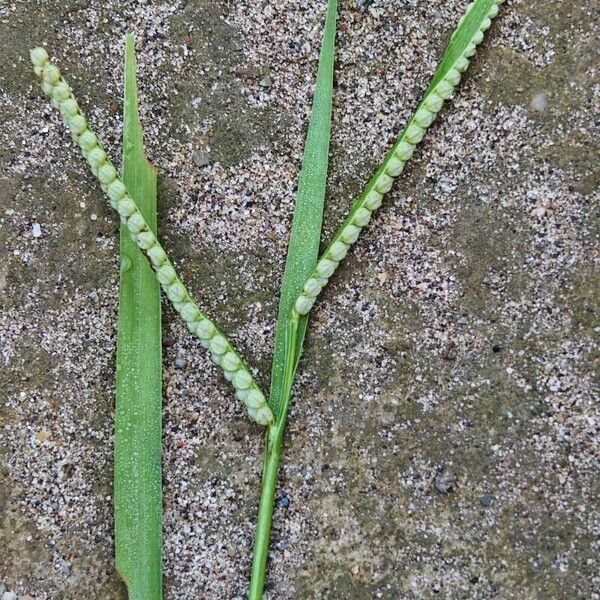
<box><xmin>249</xmin><ymin>316</ymin><xmax>298</xmax><ymax>599</ymax></box>
<box><xmin>249</xmin><ymin>423</ymin><xmax>284</xmax><ymax>600</ymax></box>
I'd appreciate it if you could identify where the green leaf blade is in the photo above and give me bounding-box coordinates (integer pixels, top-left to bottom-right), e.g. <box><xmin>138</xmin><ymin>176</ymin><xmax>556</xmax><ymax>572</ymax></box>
<box><xmin>269</xmin><ymin>0</ymin><xmax>338</xmax><ymax>419</ymax></box>
<box><xmin>114</xmin><ymin>34</ymin><xmax>162</xmax><ymax>600</ymax></box>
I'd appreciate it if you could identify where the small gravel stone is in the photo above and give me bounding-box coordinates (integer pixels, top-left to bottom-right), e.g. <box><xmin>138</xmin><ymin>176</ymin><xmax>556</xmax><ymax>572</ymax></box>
<box><xmin>258</xmin><ymin>75</ymin><xmax>273</xmax><ymax>87</ymax></box>
<box><xmin>435</xmin><ymin>468</ymin><xmax>455</xmax><ymax>493</ymax></box>
<box><xmin>88</xmin><ymin>291</ymin><xmax>99</xmax><ymax>303</ymax></box>
<box><xmin>480</xmin><ymin>494</ymin><xmax>492</xmax><ymax>507</ymax></box>
<box><xmin>175</xmin><ymin>358</ymin><xmax>188</xmax><ymax>369</ymax></box>
<box><xmin>530</xmin><ymin>92</ymin><xmax>548</xmax><ymax>112</ymax></box>
<box><xmin>59</xmin><ymin>559</ymin><xmax>72</xmax><ymax>575</ymax></box>
<box><xmin>457</xmin><ymin>316</ymin><xmax>469</xmax><ymax>325</ymax></box>
<box><xmin>192</xmin><ymin>151</ymin><xmax>211</xmax><ymax>167</ymax></box>
<box><xmin>277</xmin><ymin>493</ymin><xmax>290</xmax><ymax>508</ymax></box>
<box><xmin>31</xmin><ymin>222</ymin><xmax>42</xmax><ymax>238</ymax></box>
<box><xmin>3</xmin><ymin>592</ymin><xmax>17</xmax><ymax>600</ymax></box>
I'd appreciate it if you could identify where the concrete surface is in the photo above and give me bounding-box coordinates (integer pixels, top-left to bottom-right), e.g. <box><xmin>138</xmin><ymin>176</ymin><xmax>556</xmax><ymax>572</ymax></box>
<box><xmin>0</xmin><ymin>0</ymin><xmax>598</xmax><ymax>598</ymax></box>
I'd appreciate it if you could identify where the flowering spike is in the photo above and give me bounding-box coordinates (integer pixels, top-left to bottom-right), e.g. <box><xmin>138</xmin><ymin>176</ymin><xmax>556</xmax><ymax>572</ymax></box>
<box><xmin>29</xmin><ymin>50</ymin><xmax>273</xmax><ymax>426</ymax></box>
<box><xmin>289</xmin><ymin>0</ymin><xmax>504</xmax><ymax>321</ymax></box>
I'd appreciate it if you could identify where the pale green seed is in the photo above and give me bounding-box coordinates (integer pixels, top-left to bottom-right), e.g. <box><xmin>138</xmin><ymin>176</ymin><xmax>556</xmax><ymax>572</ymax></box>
<box><xmin>295</xmin><ymin>295</ymin><xmax>314</xmax><ymax>315</ymax></box>
<box><xmin>328</xmin><ymin>240</ymin><xmax>349</xmax><ymax>261</ymax></box>
<box><xmin>167</xmin><ymin>282</ymin><xmax>186</xmax><ymax>303</ymax></box>
<box><xmin>423</xmin><ymin>93</ymin><xmax>444</xmax><ymax>113</ymax></box>
<box><xmin>414</xmin><ymin>108</ymin><xmax>435</xmax><ymax>128</ymax></box>
<box><xmin>445</xmin><ymin>68</ymin><xmax>461</xmax><ymax>86</ymax></box>
<box><xmin>42</xmin><ymin>64</ymin><xmax>60</xmax><ymax>84</ymax></box>
<box><xmin>87</xmin><ymin>146</ymin><xmax>107</xmax><ymax>169</ymax></box>
<box><xmin>316</xmin><ymin>258</ymin><xmax>337</xmax><ymax>278</ymax></box>
<box><xmin>117</xmin><ymin>198</ymin><xmax>136</xmax><ymax>217</ymax></box>
<box><xmin>365</xmin><ymin>190</ymin><xmax>383</xmax><ymax>211</ymax></box>
<box><xmin>253</xmin><ymin>406</ymin><xmax>273</xmax><ymax>425</ymax></box>
<box><xmin>464</xmin><ymin>43</ymin><xmax>477</xmax><ymax>57</ymax></box>
<box><xmin>436</xmin><ymin>80</ymin><xmax>454</xmax><ymax>99</ymax></box>
<box><xmin>455</xmin><ymin>56</ymin><xmax>470</xmax><ymax>72</ymax></box>
<box><xmin>303</xmin><ymin>277</ymin><xmax>322</xmax><ymax>297</ymax></box>
<box><xmin>235</xmin><ymin>388</ymin><xmax>249</xmax><ymax>402</ymax></box>
<box><xmin>472</xmin><ymin>30</ymin><xmax>484</xmax><ymax>45</ymax></box>
<box><xmin>195</xmin><ymin>319</ymin><xmax>215</xmax><ymax>339</ymax></box>
<box><xmin>395</xmin><ymin>141</ymin><xmax>415</xmax><ymax>161</ymax></box>
<box><xmin>385</xmin><ymin>156</ymin><xmax>404</xmax><ymax>177</ymax></box>
<box><xmin>222</xmin><ymin>352</ymin><xmax>241</xmax><ymax>371</ymax></box>
<box><xmin>209</xmin><ymin>335</ymin><xmax>228</xmax><ymax>355</ymax></box>
<box><xmin>137</xmin><ymin>231</ymin><xmax>156</xmax><ymax>249</ymax></box>
<box><xmin>341</xmin><ymin>224</ymin><xmax>361</xmax><ymax>244</ymax></box>
<box><xmin>180</xmin><ymin>302</ymin><xmax>200</xmax><ymax>322</ymax></box>
<box><xmin>41</xmin><ymin>81</ymin><xmax>55</xmax><ymax>97</ymax></box>
<box><xmin>30</xmin><ymin>47</ymin><xmax>49</xmax><ymax>67</ymax></box>
<box><xmin>147</xmin><ymin>246</ymin><xmax>167</xmax><ymax>267</ymax></box>
<box><xmin>126</xmin><ymin>213</ymin><xmax>146</xmax><ymax>234</ymax></box>
<box><xmin>107</xmin><ymin>180</ymin><xmax>127</xmax><ymax>202</ymax></box>
<box><xmin>156</xmin><ymin>264</ymin><xmax>177</xmax><ymax>285</ymax></box>
<box><xmin>68</xmin><ymin>114</ymin><xmax>87</xmax><ymax>135</ymax></box>
<box><xmin>405</xmin><ymin>124</ymin><xmax>425</xmax><ymax>145</ymax></box>
<box><xmin>78</xmin><ymin>130</ymin><xmax>97</xmax><ymax>152</ymax></box>
<box><xmin>375</xmin><ymin>173</ymin><xmax>394</xmax><ymax>193</ymax></box>
<box><xmin>246</xmin><ymin>388</ymin><xmax>266</xmax><ymax>409</ymax></box>
<box><xmin>52</xmin><ymin>82</ymin><xmax>71</xmax><ymax>103</ymax></box>
<box><xmin>233</xmin><ymin>370</ymin><xmax>252</xmax><ymax>390</ymax></box>
<box><xmin>59</xmin><ymin>98</ymin><xmax>78</xmax><ymax>118</ymax></box>
<box><xmin>353</xmin><ymin>207</ymin><xmax>372</xmax><ymax>227</ymax></box>
<box><xmin>98</xmin><ymin>163</ymin><xmax>117</xmax><ymax>184</ymax></box>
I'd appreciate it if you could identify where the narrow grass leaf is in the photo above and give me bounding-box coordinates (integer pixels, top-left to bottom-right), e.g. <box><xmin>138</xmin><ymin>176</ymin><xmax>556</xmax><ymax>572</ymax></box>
<box><xmin>268</xmin><ymin>0</ymin><xmax>338</xmax><ymax>419</ymax></box>
<box><xmin>114</xmin><ymin>34</ymin><xmax>162</xmax><ymax>600</ymax></box>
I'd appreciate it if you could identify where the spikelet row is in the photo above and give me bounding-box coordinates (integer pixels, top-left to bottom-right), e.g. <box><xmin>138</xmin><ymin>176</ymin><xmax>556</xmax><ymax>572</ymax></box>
<box><xmin>30</xmin><ymin>47</ymin><xmax>273</xmax><ymax>426</ymax></box>
<box><xmin>294</xmin><ymin>0</ymin><xmax>503</xmax><ymax>317</ymax></box>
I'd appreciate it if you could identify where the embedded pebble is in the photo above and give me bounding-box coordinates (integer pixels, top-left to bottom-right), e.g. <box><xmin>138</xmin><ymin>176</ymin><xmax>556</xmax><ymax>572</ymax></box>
<box><xmin>435</xmin><ymin>468</ymin><xmax>455</xmax><ymax>493</ymax></box>
<box><xmin>530</xmin><ymin>91</ymin><xmax>548</xmax><ymax>112</ymax></box>
<box><xmin>480</xmin><ymin>494</ymin><xmax>492</xmax><ymax>507</ymax></box>
<box><xmin>258</xmin><ymin>75</ymin><xmax>273</xmax><ymax>87</ymax></box>
<box><xmin>192</xmin><ymin>151</ymin><xmax>211</xmax><ymax>167</ymax></box>
<box><xmin>277</xmin><ymin>493</ymin><xmax>291</xmax><ymax>508</ymax></box>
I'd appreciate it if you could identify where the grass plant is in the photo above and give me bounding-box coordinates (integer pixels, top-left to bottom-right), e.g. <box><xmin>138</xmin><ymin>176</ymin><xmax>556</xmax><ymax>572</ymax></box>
<box><xmin>30</xmin><ymin>1</ymin><xmax>504</xmax><ymax>596</ymax></box>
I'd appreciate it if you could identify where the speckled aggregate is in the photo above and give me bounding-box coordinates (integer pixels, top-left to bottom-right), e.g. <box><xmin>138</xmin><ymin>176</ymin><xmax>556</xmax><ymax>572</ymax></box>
<box><xmin>0</xmin><ymin>0</ymin><xmax>598</xmax><ymax>599</ymax></box>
